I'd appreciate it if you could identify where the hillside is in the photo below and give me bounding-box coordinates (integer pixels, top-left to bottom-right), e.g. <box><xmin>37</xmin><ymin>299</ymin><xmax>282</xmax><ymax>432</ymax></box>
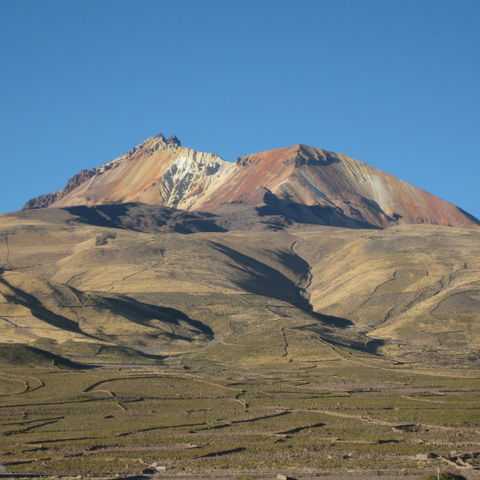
<box><xmin>1</xmin><ymin>208</ymin><xmax>479</xmax><ymax>368</ymax></box>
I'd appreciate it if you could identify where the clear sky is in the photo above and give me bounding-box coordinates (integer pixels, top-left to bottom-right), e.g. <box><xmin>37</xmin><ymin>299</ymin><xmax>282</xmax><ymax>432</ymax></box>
<box><xmin>1</xmin><ymin>0</ymin><xmax>479</xmax><ymax>218</ymax></box>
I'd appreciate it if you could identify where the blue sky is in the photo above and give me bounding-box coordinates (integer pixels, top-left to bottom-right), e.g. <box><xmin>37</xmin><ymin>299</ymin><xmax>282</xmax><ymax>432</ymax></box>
<box><xmin>1</xmin><ymin>0</ymin><xmax>479</xmax><ymax>218</ymax></box>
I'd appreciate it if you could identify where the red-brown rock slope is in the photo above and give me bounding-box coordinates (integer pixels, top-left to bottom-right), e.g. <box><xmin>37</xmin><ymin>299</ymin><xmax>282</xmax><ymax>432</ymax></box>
<box><xmin>24</xmin><ymin>134</ymin><xmax>479</xmax><ymax>229</ymax></box>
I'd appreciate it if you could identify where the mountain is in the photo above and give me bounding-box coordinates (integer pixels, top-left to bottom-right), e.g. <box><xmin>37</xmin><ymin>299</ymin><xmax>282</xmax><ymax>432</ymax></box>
<box><xmin>4</xmin><ymin>132</ymin><xmax>479</xmax><ymax>367</ymax></box>
<box><xmin>4</xmin><ymin>132</ymin><xmax>480</xmax><ymax>477</ymax></box>
<box><xmin>24</xmin><ymin>134</ymin><xmax>479</xmax><ymax>229</ymax></box>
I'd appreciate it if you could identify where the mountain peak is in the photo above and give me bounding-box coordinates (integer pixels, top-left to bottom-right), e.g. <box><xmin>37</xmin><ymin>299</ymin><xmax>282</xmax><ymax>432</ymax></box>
<box><xmin>235</xmin><ymin>144</ymin><xmax>340</xmax><ymax>169</ymax></box>
<box><xmin>134</xmin><ymin>133</ymin><xmax>182</xmax><ymax>154</ymax></box>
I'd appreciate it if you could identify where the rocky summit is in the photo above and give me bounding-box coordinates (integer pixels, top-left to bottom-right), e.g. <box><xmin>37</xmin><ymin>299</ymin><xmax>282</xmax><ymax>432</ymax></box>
<box><xmin>24</xmin><ymin>133</ymin><xmax>479</xmax><ymax>229</ymax></box>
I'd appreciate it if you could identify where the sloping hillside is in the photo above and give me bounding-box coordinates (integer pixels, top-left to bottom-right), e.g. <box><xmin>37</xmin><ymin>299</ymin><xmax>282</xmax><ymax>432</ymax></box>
<box><xmin>1</xmin><ymin>209</ymin><xmax>479</xmax><ymax>367</ymax></box>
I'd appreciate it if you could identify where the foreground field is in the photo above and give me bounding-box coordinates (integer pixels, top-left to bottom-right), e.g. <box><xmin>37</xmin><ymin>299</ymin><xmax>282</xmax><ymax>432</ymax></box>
<box><xmin>1</xmin><ymin>355</ymin><xmax>480</xmax><ymax>479</ymax></box>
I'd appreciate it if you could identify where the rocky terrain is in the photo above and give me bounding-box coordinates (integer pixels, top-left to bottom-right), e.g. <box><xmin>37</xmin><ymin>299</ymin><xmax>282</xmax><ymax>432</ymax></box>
<box><xmin>24</xmin><ymin>134</ymin><xmax>479</xmax><ymax>229</ymax></box>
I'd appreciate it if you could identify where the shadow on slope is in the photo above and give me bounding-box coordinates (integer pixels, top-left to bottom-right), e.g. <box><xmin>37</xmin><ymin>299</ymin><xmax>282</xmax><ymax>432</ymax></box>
<box><xmin>210</xmin><ymin>242</ymin><xmax>359</xmax><ymax>327</ymax></box>
<box><xmin>210</xmin><ymin>242</ymin><xmax>312</xmax><ymax>311</ymax></box>
<box><xmin>457</xmin><ymin>206</ymin><xmax>480</xmax><ymax>226</ymax></box>
<box><xmin>257</xmin><ymin>191</ymin><xmax>381</xmax><ymax>229</ymax></box>
<box><xmin>209</xmin><ymin>241</ymin><xmax>357</xmax><ymax>327</ymax></box>
<box><xmin>0</xmin><ymin>343</ymin><xmax>90</xmax><ymax>369</ymax></box>
<box><xmin>295</xmin><ymin>323</ymin><xmax>385</xmax><ymax>355</ymax></box>
<box><xmin>96</xmin><ymin>294</ymin><xmax>214</xmax><ymax>341</ymax></box>
<box><xmin>308</xmin><ymin>312</ymin><xmax>353</xmax><ymax>328</ymax></box>
<box><xmin>63</xmin><ymin>203</ymin><xmax>227</xmax><ymax>234</ymax></box>
<box><xmin>0</xmin><ymin>275</ymin><xmax>98</xmax><ymax>340</ymax></box>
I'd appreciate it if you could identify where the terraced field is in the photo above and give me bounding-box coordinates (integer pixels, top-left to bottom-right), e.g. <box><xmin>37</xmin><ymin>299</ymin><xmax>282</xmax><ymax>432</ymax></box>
<box><xmin>1</xmin><ymin>356</ymin><xmax>480</xmax><ymax>478</ymax></box>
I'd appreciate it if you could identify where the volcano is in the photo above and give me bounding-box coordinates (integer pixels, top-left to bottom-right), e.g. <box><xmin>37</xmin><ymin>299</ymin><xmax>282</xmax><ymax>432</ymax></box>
<box><xmin>24</xmin><ymin>134</ymin><xmax>479</xmax><ymax>230</ymax></box>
